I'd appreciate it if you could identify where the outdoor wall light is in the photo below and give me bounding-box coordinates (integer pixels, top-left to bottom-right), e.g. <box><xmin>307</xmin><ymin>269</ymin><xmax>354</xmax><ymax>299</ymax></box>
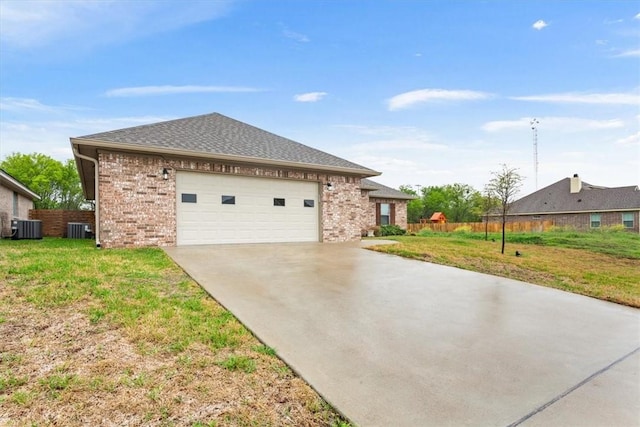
<box><xmin>162</xmin><ymin>168</ymin><xmax>169</xmax><ymax>180</ymax></box>
<box><xmin>325</xmin><ymin>182</ymin><xmax>334</xmax><ymax>191</ymax></box>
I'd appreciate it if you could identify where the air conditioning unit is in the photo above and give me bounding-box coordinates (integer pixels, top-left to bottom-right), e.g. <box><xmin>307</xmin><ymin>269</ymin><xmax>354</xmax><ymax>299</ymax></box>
<box><xmin>11</xmin><ymin>220</ymin><xmax>43</xmax><ymax>240</ymax></box>
<box><xmin>67</xmin><ymin>222</ymin><xmax>93</xmax><ymax>239</ymax></box>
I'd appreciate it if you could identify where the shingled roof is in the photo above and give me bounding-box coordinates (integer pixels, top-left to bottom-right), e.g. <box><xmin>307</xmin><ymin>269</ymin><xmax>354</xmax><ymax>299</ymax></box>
<box><xmin>73</xmin><ymin>113</ymin><xmax>378</xmax><ymax>174</ymax></box>
<box><xmin>361</xmin><ymin>179</ymin><xmax>415</xmax><ymax>200</ymax></box>
<box><xmin>508</xmin><ymin>176</ymin><xmax>640</xmax><ymax>215</ymax></box>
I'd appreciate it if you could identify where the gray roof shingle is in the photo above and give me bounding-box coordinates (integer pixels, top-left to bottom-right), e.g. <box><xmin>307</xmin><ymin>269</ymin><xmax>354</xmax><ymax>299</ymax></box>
<box><xmin>509</xmin><ymin>177</ymin><xmax>640</xmax><ymax>214</ymax></box>
<box><xmin>75</xmin><ymin>113</ymin><xmax>377</xmax><ymax>174</ymax></box>
<box><xmin>361</xmin><ymin>178</ymin><xmax>416</xmax><ymax>200</ymax></box>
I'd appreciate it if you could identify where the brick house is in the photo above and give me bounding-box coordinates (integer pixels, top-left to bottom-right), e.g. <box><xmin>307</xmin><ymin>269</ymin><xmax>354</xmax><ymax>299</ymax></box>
<box><xmin>360</xmin><ymin>179</ymin><xmax>414</xmax><ymax>230</ymax></box>
<box><xmin>0</xmin><ymin>169</ymin><xmax>40</xmax><ymax>237</ymax></box>
<box><xmin>504</xmin><ymin>174</ymin><xmax>640</xmax><ymax>233</ymax></box>
<box><xmin>71</xmin><ymin>113</ymin><xmax>410</xmax><ymax>248</ymax></box>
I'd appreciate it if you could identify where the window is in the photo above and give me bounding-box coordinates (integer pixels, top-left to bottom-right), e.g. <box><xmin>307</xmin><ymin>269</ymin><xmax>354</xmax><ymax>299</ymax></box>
<box><xmin>380</xmin><ymin>203</ymin><xmax>390</xmax><ymax>225</ymax></box>
<box><xmin>181</xmin><ymin>193</ymin><xmax>197</xmax><ymax>203</ymax></box>
<box><xmin>303</xmin><ymin>199</ymin><xmax>314</xmax><ymax>208</ymax></box>
<box><xmin>221</xmin><ymin>195</ymin><xmax>235</xmax><ymax>205</ymax></box>
<box><xmin>590</xmin><ymin>213</ymin><xmax>601</xmax><ymax>228</ymax></box>
<box><xmin>273</xmin><ymin>198</ymin><xmax>285</xmax><ymax>206</ymax></box>
<box><xmin>622</xmin><ymin>213</ymin><xmax>634</xmax><ymax>229</ymax></box>
<box><xmin>13</xmin><ymin>191</ymin><xmax>18</xmax><ymax>217</ymax></box>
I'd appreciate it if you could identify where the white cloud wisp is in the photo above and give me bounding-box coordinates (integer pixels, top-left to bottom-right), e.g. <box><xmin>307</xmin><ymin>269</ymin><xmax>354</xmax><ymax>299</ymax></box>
<box><xmin>294</xmin><ymin>92</ymin><xmax>327</xmax><ymax>102</ymax></box>
<box><xmin>511</xmin><ymin>91</ymin><xmax>640</xmax><ymax>105</ymax></box>
<box><xmin>532</xmin><ymin>19</ymin><xmax>549</xmax><ymax>30</ymax></box>
<box><xmin>105</xmin><ymin>85</ymin><xmax>263</xmax><ymax>97</ymax></box>
<box><xmin>388</xmin><ymin>89</ymin><xmax>492</xmax><ymax>111</ymax></box>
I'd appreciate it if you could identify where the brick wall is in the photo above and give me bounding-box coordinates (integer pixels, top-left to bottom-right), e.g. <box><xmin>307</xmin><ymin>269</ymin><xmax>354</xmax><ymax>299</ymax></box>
<box><xmin>99</xmin><ymin>153</ymin><xmax>176</xmax><ymax>248</ymax></box>
<box><xmin>321</xmin><ymin>177</ymin><xmax>363</xmax><ymax>242</ymax></box>
<box><xmin>29</xmin><ymin>210</ymin><xmax>95</xmax><ymax>237</ymax></box>
<box><xmin>98</xmin><ymin>151</ymin><xmax>370</xmax><ymax>248</ymax></box>
<box><xmin>364</xmin><ymin>197</ymin><xmax>409</xmax><ymax>230</ymax></box>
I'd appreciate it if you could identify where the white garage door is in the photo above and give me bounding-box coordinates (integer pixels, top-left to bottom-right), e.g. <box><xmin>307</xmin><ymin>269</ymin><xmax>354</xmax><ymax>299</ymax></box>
<box><xmin>176</xmin><ymin>172</ymin><xmax>320</xmax><ymax>245</ymax></box>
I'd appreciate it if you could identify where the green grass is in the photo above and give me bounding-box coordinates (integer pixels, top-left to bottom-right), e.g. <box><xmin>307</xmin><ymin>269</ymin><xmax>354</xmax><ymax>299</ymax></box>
<box><xmin>372</xmin><ymin>229</ymin><xmax>640</xmax><ymax>307</ymax></box>
<box><xmin>417</xmin><ymin>227</ymin><xmax>640</xmax><ymax>259</ymax></box>
<box><xmin>0</xmin><ymin>238</ymin><xmax>350</xmax><ymax>426</ymax></box>
<box><xmin>0</xmin><ymin>238</ymin><xmax>246</xmax><ymax>354</ymax></box>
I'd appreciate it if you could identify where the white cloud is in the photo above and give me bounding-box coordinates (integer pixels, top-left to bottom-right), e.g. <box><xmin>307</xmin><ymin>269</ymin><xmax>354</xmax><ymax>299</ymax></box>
<box><xmin>613</xmin><ymin>49</ymin><xmax>640</xmax><ymax>57</ymax></box>
<box><xmin>282</xmin><ymin>28</ymin><xmax>310</xmax><ymax>43</ymax></box>
<box><xmin>387</xmin><ymin>89</ymin><xmax>492</xmax><ymax>111</ymax></box>
<box><xmin>482</xmin><ymin>117</ymin><xmax>625</xmax><ymax>132</ymax></box>
<box><xmin>510</xmin><ymin>91</ymin><xmax>640</xmax><ymax>105</ymax></box>
<box><xmin>635</xmin><ymin>12</ymin><xmax>640</xmax><ymax>20</ymax></box>
<box><xmin>0</xmin><ymin>114</ymin><xmax>174</xmax><ymax>161</ymax></box>
<box><xmin>294</xmin><ymin>92</ymin><xmax>327</xmax><ymax>102</ymax></box>
<box><xmin>0</xmin><ymin>0</ymin><xmax>233</xmax><ymax>49</ymax></box>
<box><xmin>532</xmin><ymin>20</ymin><xmax>548</xmax><ymax>30</ymax></box>
<box><xmin>616</xmin><ymin>131</ymin><xmax>640</xmax><ymax>146</ymax></box>
<box><xmin>105</xmin><ymin>85</ymin><xmax>263</xmax><ymax>97</ymax></box>
<box><xmin>0</xmin><ymin>97</ymin><xmax>56</xmax><ymax>112</ymax></box>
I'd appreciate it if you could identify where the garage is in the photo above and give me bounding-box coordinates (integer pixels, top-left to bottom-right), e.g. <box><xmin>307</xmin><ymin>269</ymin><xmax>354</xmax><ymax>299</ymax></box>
<box><xmin>176</xmin><ymin>171</ymin><xmax>320</xmax><ymax>245</ymax></box>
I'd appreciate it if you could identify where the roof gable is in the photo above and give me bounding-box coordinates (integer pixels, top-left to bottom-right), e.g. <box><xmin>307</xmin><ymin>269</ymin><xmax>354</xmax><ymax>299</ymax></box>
<box><xmin>361</xmin><ymin>179</ymin><xmax>415</xmax><ymax>200</ymax></box>
<box><xmin>72</xmin><ymin>113</ymin><xmax>378</xmax><ymax>175</ymax></box>
<box><xmin>509</xmin><ymin>177</ymin><xmax>640</xmax><ymax>214</ymax></box>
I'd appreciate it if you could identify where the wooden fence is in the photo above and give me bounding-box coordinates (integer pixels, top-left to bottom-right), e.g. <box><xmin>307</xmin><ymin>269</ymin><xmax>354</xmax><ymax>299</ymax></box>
<box><xmin>407</xmin><ymin>220</ymin><xmax>555</xmax><ymax>234</ymax></box>
<box><xmin>29</xmin><ymin>210</ymin><xmax>95</xmax><ymax>237</ymax></box>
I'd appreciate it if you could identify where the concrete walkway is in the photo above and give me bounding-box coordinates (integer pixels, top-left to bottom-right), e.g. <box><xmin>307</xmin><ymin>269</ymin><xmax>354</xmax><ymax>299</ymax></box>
<box><xmin>164</xmin><ymin>242</ymin><xmax>640</xmax><ymax>427</ymax></box>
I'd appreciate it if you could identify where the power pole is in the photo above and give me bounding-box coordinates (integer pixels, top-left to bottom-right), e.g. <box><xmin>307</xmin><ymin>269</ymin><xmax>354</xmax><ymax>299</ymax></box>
<box><xmin>530</xmin><ymin>118</ymin><xmax>539</xmax><ymax>190</ymax></box>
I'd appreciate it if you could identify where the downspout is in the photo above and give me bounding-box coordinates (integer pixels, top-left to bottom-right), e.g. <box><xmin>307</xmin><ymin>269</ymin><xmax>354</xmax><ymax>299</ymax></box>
<box><xmin>72</xmin><ymin>146</ymin><xmax>101</xmax><ymax>248</ymax></box>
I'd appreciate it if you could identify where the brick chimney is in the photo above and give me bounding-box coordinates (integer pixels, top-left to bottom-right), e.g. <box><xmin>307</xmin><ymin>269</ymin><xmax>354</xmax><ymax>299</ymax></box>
<box><xmin>570</xmin><ymin>173</ymin><xmax>582</xmax><ymax>193</ymax></box>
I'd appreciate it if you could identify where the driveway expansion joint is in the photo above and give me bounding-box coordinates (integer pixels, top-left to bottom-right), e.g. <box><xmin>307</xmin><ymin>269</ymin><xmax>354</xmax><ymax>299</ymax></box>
<box><xmin>506</xmin><ymin>346</ymin><xmax>640</xmax><ymax>427</ymax></box>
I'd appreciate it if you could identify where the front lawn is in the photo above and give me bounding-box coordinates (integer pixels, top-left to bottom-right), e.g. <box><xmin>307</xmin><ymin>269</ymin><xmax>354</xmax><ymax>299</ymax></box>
<box><xmin>0</xmin><ymin>238</ymin><xmax>348</xmax><ymax>426</ymax></box>
<box><xmin>368</xmin><ymin>230</ymin><xmax>640</xmax><ymax>308</ymax></box>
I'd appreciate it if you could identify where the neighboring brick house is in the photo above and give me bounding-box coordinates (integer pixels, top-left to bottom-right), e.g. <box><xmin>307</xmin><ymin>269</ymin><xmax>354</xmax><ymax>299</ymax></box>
<box><xmin>71</xmin><ymin>112</ymin><xmax>405</xmax><ymax>248</ymax></box>
<box><xmin>504</xmin><ymin>174</ymin><xmax>640</xmax><ymax>233</ymax></box>
<box><xmin>360</xmin><ymin>178</ymin><xmax>413</xmax><ymax>231</ymax></box>
<box><xmin>0</xmin><ymin>169</ymin><xmax>40</xmax><ymax>237</ymax></box>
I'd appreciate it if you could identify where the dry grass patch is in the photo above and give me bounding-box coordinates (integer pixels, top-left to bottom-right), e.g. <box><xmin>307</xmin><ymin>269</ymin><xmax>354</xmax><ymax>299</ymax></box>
<box><xmin>370</xmin><ymin>233</ymin><xmax>640</xmax><ymax>307</ymax></box>
<box><xmin>0</xmin><ymin>239</ymin><xmax>349</xmax><ymax>426</ymax></box>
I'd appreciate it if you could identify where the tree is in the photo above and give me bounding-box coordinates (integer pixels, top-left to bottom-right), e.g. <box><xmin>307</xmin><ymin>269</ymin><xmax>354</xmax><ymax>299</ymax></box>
<box><xmin>443</xmin><ymin>183</ymin><xmax>481</xmax><ymax>222</ymax></box>
<box><xmin>0</xmin><ymin>153</ymin><xmax>86</xmax><ymax>210</ymax></box>
<box><xmin>477</xmin><ymin>187</ymin><xmax>499</xmax><ymax>241</ymax></box>
<box><xmin>486</xmin><ymin>164</ymin><xmax>523</xmax><ymax>254</ymax></box>
<box><xmin>399</xmin><ymin>185</ymin><xmax>424</xmax><ymax>223</ymax></box>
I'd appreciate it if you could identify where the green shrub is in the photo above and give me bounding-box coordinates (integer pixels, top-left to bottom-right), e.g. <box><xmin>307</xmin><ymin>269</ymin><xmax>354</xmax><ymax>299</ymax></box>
<box><xmin>379</xmin><ymin>225</ymin><xmax>406</xmax><ymax>236</ymax></box>
<box><xmin>453</xmin><ymin>225</ymin><xmax>472</xmax><ymax>233</ymax></box>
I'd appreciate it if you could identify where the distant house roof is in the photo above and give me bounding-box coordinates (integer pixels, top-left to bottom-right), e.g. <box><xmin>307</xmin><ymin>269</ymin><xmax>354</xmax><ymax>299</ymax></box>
<box><xmin>0</xmin><ymin>169</ymin><xmax>40</xmax><ymax>201</ymax></box>
<box><xmin>361</xmin><ymin>179</ymin><xmax>415</xmax><ymax>200</ymax></box>
<box><xmin>508</xmin><ymin>176</ymin><xmax>640</xmax><ymax>215</ymax></box>
<box><xmin>71</xmin><ymin>113</ymin><xmax>380</xmax><ymax>198</ymax></box>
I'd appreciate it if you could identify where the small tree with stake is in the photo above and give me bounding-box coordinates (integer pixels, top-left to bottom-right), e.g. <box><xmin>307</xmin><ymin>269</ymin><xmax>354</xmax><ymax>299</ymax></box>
<box><xmin>486</xmin><ymin>164</ymin><xmax>523</xmax><ymax>254</ymax></box>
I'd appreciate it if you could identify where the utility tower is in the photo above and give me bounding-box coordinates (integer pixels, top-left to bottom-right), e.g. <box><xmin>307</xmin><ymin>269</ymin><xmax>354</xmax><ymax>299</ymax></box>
<box><xmin>530</xmin><ymin>118</ymin><xmax>539</xmax><ymax>190</ymax></box>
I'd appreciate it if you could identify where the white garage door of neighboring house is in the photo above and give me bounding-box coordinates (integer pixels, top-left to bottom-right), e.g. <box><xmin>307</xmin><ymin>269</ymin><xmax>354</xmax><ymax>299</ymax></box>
<box><xmin>176</xmin><ymin>172</ymin><xmax>320</xmax><ymax>245</ymax></box>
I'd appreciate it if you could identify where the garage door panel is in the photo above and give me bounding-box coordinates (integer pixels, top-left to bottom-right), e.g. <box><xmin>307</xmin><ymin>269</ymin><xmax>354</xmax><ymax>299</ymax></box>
<box><xmin>176</xmin><ymin>172</ymin><xmax>319</xmax><ymax>245</ymax></box>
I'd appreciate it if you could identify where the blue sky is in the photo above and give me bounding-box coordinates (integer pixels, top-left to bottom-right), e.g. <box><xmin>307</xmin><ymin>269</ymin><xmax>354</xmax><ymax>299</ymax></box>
<box><xmin>1</xmin><ymin>0</ymin><xmax>638</xmax><ymax>196</ymax></box>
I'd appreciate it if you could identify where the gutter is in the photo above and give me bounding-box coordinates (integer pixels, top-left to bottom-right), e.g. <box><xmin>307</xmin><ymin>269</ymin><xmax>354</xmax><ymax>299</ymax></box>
<box><xmin>72</xmin><ymin>146</ymin><xmax>101</xmax><ymax>248</ymax></box>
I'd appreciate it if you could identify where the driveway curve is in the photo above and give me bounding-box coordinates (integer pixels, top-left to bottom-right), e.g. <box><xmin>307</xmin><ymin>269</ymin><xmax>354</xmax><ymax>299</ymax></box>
<box><xmin>165</xmin><ymin>242</ymin><xmax>639</xmax><ymax>427</ymax></box>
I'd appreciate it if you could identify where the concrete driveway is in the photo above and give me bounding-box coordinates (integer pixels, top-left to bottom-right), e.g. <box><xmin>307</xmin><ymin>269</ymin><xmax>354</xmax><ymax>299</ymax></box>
<box><xmin>164</xmin><ymin>242</ymin><xmax>640</xmax><ymax>427</ymax></box>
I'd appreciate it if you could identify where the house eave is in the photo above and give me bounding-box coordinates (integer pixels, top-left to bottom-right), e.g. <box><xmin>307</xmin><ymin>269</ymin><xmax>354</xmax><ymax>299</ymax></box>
<box><xmin>0</xmin><ymin>170</ymin><xmax>41</xmax><ymax>201</ymax></box>
<box><xmin>71</xmin><ymin>138</ymin><xmax>381</xmax><ymax>199</ymax></box>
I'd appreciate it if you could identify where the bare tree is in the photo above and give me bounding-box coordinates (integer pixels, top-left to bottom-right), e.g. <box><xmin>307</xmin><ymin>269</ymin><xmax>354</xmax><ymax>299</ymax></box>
<box><xmin>486</xmin><ymin>164</ymin><xmax>523</xmax><ymax>254</ymax></box>
<box><xmin>479</xmin><ymin>186</ymin><xmax>499</xmax><ymax>241</ymax></box>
